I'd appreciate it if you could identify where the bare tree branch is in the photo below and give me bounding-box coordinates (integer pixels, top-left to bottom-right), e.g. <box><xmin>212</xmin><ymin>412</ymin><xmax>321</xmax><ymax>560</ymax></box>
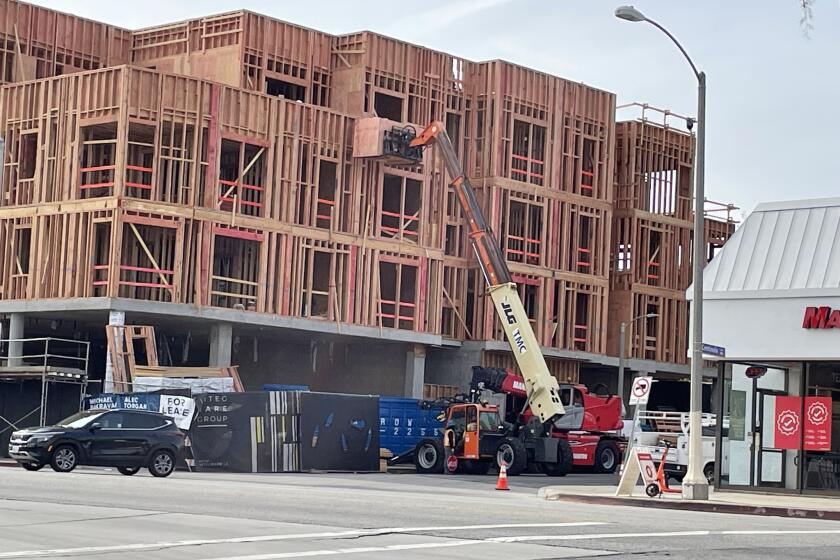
<box><xmin>800</xmin><ymin>0</ymin><xmax>815</xmax><ymax>37</ymax></box>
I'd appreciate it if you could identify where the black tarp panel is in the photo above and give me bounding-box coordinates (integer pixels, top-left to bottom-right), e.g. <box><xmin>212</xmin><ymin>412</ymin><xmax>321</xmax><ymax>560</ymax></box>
<box><xmin>191</xmin><ymin>392</ymin><xmax>300</xmax><ymax>473</ymax></box>
<box><xmin>300</xmin><ymin>392</ymin><xmax>379</xmax><ymax>472</ymax></box>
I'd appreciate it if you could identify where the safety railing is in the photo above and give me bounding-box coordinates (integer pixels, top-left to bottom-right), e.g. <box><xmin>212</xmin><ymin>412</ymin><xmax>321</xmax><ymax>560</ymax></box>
<box><xmin>0</xmin><ymin>337</ymin><xmax>91</xmax><ymax>426</ymax></box>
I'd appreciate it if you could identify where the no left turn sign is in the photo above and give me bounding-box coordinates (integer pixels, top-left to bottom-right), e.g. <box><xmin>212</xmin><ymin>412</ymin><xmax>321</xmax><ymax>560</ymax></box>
<box><xmin>629</xmin><ymin>376</ymin><xmax>653</xmax><ymax>405</ymax></box>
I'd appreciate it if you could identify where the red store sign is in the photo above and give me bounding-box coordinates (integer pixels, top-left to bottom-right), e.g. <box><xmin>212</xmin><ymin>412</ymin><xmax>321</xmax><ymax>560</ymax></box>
<box><xmin>773</xmin><ymin>396</ymin><xmax>832</xmax><ymax>451</ymax></box>
<box><xmin>803</xmin><ymin>306</ymin><xmax>840</xmax><ymax>329</ymax></box>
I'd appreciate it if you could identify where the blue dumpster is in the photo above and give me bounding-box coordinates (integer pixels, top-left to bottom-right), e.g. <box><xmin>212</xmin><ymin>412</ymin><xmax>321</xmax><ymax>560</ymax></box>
<box><xmin>379</xmin><ymin>397</ymin><xmax>445</xmax><ymax>455</ymax></box>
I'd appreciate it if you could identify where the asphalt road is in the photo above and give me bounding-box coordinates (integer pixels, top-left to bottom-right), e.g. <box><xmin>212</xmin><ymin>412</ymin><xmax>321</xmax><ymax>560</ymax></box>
<box><xmin>2</xmin><ymin>467</ymin><xmax>840</xmax><ymax>559</ymax></box>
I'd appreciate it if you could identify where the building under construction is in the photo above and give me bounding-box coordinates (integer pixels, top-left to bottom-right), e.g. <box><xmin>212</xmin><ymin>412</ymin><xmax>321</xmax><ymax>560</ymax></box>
<box><xmin>0</xmin><ymin>1</ymin><xmax>735</xmax><ymax>401</ymax></box>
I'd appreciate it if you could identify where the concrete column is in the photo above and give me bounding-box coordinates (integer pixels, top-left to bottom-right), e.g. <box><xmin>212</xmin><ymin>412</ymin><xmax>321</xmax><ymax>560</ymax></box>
<box><xmin>404</xmin><ymin>344</ymin><xmax>426</xmax><ymax>399</ymax></box>
<box><xmin>209</xmin><ymin>323</ymin><xmax>233</xmax><ymax>368</ymax></box>
<box><xmin>8</xmin><ymin>312</ymin><xmax>24</xmax><ymax>367</ymax></box>
<box><xmin>104</xmin><ymin>310</ymin><xmax>125</xmax><ymax>393</ymax></box>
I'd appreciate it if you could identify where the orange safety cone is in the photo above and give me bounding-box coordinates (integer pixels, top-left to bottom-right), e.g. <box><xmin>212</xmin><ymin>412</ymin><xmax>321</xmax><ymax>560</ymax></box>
<box><xmin>496</xmin><ymin>464</ymin><xmax>510</xmax><ymax>491</ymax></box>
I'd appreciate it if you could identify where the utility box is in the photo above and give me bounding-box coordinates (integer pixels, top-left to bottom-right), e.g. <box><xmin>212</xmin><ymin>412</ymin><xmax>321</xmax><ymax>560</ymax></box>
<box><xmin>353</xmin><ymin>117</ymin><xmax>423</xmax><ymax>164</ymax></box>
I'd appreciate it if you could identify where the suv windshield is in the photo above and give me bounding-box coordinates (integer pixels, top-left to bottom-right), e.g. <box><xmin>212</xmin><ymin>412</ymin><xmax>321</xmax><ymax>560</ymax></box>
<box><xmin>56</xmin><ymin>410</ymin><xmax>105</xmax><ymax>428</ymax></box>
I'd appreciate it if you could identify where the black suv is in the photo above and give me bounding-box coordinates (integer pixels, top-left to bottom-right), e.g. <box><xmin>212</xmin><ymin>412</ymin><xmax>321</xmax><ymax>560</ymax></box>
<box><xmin>8</xmin><ymin>409</ymin><xmax>185</xmax><ymax>477</ymax></box>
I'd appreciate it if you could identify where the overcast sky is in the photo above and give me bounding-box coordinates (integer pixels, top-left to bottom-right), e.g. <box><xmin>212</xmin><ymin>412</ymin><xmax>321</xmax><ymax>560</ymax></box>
<box><xmin>34</xmin><ymin>0</ymin><xmax>840</xmax><ymax>219</ymax></box>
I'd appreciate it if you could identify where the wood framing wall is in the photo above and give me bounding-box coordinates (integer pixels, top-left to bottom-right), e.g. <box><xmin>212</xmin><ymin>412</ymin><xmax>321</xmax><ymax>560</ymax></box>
<box><xmin>0</xmin><ymin>0</ymin><xmax>130</xmax><ymax>84</ymax></box>
<box><xmin>609</xmin><ymin>120</ymin><xmax>735</xmax><ymax>363</ymax></box>
<box><xmin>0</xmin><ymin>2</ymin><xmax>738</xmax><ymax>378</ymax></box>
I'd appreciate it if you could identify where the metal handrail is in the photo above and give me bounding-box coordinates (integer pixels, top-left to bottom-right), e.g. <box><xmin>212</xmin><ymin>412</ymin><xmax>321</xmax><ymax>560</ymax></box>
<box><xmin>0</xmin><ymin>337</ymin><xmax>91</xmax><ymax>426</ymax></box>
<box><xmin>0</xmin><ymin>336</ymin><xmax>91</xmax><ymax>345</ymax></box>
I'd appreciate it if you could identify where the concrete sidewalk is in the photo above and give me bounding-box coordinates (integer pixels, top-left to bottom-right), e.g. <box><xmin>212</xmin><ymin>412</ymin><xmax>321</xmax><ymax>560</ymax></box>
<box><xmin>539</xmin><ymin>481</ymin><xmax>840</xmax><ymax>520</ymax></box>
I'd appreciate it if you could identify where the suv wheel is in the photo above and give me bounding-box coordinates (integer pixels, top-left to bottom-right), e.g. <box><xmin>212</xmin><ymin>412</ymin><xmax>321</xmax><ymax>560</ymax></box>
<box><xmin>21</xmin><ymin>462</ymin><xmax>44</xmax><ymax>471</ymax></box>
<box><xmin>149</xmin><ymin>450</ymin><xmax>175</xmax><ymax>478</ymax></box>
<box><xmin>50</xmin><ymin>445</ymin><xmax>78</xmax><ymax>473</ymax></box>
<box><xmin>118</xmin><ymin>466</ymin><xmax>141</xmax><ymax>476</ymax></box>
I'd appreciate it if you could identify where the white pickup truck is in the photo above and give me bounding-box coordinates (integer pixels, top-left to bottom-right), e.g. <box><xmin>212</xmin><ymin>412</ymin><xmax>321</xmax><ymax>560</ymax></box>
<box><xmin>631</xmin><ymin>411</ymin><xmax>729</xmax><ymax>483</ymax></box>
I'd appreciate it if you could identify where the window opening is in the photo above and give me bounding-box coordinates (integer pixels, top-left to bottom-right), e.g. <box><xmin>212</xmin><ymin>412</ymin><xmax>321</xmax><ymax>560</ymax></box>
<box><xmin>374</xmin><ymin>92</ymin><xmax>403</xmax><ymax>122</ymax></box>
<box><xmin>381</xmin><ymin>174</ymin><xmax>421</xmax><ymax>241</ymax></box>
<box><xmin>211</xmin><ymin>232</ymin><xmax>260</xmax><ymax>309</ymax></box>
<box><xmin>504</xmin><ymin>200</ymin><xmax>541</xmax><ymax>265</ymax></box>
<box><xmin>159</xmin><ymin>120</ymin><xmax>196</xmax><ymax>205</ymax></box>
<box><xmin>91</xmin><ymin>222</ymin><xmax>112</xmax><ymax>295</ymax></box>
<box><xmin>577</xmin><ymin>215</ymin><xmax>593</xmax><ymax>273</ymax></box>
<box><xmin>511</xmin><ymin>120</ymin><xmax>546</xmax><ymax>186</ymax></box>
<box><xmin>581</xmin><ymin>138</ymin><xmax>595</xmax><ymax>195</ymax></box>
<box><xmin>315</xmin><ymin>160</ymin><xmax>337</xmax><ymax>229</ymax></box>
<box><xmin>301</xmin><ymin>250</ymin><xmax>331</xmax><ymax>317</ymax></box>
<box><xmin>266</xmin><ymin>77</ymin><xmax>306</xmax><ymax>101</ymax></box>
<box><xmin>218</xmin><ymin>139</ymin><xmax>265</xmax><ymax>217</ymax></box>
<box><xmin>647</xmin><ymin>230</ymin><xmax>662</xmax><ymax>285</ymax></box>
<box><xmin>118</xmin><ymin>223</ymin><xmax>175</xmax><ymax>302</ymax></box>
<box><xmin>573</xmin><ymin>292</ymin><xmax>589</xmax><ymax>350</ymax></box>
<box><xmin>79</xmin><ymin>123</ymin><xmax>117</xmax><ymax>198</ymax></box>
<box><xmin>378</xmin><ymin>260</ymin><xmax>418</xmax><ymax>330</ymax></box>
<box><xmin>126</xmin><ymin>123</ymin><xmax>155</xmax><ymax>199</ymax></box>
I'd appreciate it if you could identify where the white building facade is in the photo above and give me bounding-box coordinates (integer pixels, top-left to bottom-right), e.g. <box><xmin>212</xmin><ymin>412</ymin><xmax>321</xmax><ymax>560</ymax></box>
<box><xmin>691</xmin><ymin>198</ymin><xmax>840</xmax><ymax>493</ymax></box>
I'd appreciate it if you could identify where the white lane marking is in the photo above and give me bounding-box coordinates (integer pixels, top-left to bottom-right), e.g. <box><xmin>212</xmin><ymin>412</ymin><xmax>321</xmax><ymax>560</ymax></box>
<box><xmin>489</xmin><ymin>529</ymin><xmax>840</xmax><ymax>543</ymax></box>
<box><xmin>0</xmin><ymin>522</ymin><xmax>606</xmax><ymax>559</ymax></box>
<box><xmin>203</xmin><ymin>530</ymin><xmax>840</xmax><ymax>560</ymax></box>
<box><xmin>722</xmin><ymin>530</ymin><xmax>840</xmax><ymax>535</ymax></box>
<box><xmin>200</xmin><ymin>541</ymin><xmax>486</xmax><ymax>560</ymax></box>
<box><xmin>489</xmin><ymin>531</ymin><xmax>712</xmax><ymax>543</ymax></box>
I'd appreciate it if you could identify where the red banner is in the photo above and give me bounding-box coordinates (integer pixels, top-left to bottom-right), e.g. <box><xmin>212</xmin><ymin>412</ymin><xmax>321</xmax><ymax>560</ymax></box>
<box><xmin>804</xmin><ymin>396</ymin><xmax>832</xmax><ymax>451</ymax></box>
<box><xmin>774</xmin><ymin>396</ymin><xmax>801</xmax><ymax>450</ymax></box>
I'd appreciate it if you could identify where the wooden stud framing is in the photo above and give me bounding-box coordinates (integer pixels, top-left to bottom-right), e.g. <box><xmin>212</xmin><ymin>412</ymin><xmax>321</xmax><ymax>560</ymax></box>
<box><xmin>0</xmin><ymin>5</ymin><xmax>739</xmax><ymax>371</ymax></box>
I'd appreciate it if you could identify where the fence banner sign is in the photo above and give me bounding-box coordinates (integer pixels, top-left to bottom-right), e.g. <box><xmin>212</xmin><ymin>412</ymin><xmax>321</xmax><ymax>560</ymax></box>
<box><xmin>87</xmin><ymin>393</ymin><xmax>195</xmax><ymax>429</ymax></box>
<box><xmin>804</xmin><ymin>396</ymin><xmax>832</xmax><ymax>451</ymax></box>
<box><xmin>159</xmin><ymin>395</ymin><xmax>196</xmax><ymax>430</ymax></box>
<box><xmin>88</xmin><ymin>393</ymin><xmax>158</xmax><ymax>412</ymax></box>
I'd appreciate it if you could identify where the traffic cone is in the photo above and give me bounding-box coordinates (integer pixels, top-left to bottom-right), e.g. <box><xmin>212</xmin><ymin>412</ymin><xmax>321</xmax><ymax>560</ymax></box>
<box><xmin>496</xmin><ymin>464</ymin><xmax>510</xmax><ymax>491</ymax></box>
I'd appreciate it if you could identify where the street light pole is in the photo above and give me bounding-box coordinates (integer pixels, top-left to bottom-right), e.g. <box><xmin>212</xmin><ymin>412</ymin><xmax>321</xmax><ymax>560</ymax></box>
<box><xmin>615</xmin><ymin>5</ymin><xmax>709</xmax><ymax>500</ymax></box>
<box><xmin>618</xmin><ymin>322</ymin><xmax>626</xmax><ymax>416</ymax></box>
<box><xmin>617</xmin><ymin>313</ymin><xmax>658</xmax><ymax>419</ymax></box>
<box><xmin>686</xmin><ymin>70</ymin><xmax>708</xmax><ymax>500</ymax></box>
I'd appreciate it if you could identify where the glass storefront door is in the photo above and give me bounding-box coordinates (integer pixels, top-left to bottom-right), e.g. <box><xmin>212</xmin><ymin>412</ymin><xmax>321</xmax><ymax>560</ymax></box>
<box><xmin>719</xmin><ymin>362</ymin><xmax>802</xmax><ymax>490</ymax></box>
<box><xmin>755</xmin><ymin>389</ymin><xmax>786</xmax><ymax>487</ymax></box>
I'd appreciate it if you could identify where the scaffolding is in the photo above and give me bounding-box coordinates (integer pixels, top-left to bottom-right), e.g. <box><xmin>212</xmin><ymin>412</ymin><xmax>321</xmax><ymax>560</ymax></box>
<box><xmin>0</xmin><ymin>337</ymin><xmax>90</xmax><ymax>427</ymax></box>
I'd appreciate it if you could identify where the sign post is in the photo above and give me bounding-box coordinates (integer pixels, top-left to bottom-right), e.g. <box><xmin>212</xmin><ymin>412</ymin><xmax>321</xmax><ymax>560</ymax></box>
<box><xmin>629</xmin><ymin>376</ymin><xmax>653</xmax><ymax>406</ymax></box>
<box><xmin>621</xmin><ymin>376</ymin><xmax>654</xmax><ymax>479</ymax></box>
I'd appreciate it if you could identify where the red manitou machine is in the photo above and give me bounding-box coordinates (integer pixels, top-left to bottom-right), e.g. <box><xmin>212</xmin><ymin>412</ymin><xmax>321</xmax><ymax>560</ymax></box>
<box><xmin>385</xmin><ymin>122</ymin><xmax>623</xmax><ymax>477</ymax></box>
<box><xmin>469</xmin><ymin>366</ymin><xmax>624</xmax><ymax>473</ymax></box>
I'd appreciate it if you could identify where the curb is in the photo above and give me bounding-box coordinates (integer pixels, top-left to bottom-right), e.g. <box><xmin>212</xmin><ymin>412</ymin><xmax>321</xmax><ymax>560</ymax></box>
<box><xmin>539</xmin><ymin>490</ymin><xmax>840</xmax><ymax>521</ymax></box>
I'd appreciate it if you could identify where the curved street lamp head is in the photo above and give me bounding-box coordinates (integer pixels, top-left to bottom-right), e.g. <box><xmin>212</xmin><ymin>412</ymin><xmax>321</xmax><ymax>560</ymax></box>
<box><xmin>615</xmin><ymin>5</ymin><xmax>646</xmax><ymax>22</ymax></box>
